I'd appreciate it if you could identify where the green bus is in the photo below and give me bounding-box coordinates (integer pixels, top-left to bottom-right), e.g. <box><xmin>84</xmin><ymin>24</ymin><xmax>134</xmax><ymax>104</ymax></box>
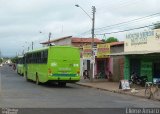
<box><xmin>24</xmin><ymin>46</ymin><xmax>80</xmax><ymax>86</ymax></box>
<box><xmin>17</xmin><ymin>55</ymin><xmax>25</xmax><ymax>76</ymax></box>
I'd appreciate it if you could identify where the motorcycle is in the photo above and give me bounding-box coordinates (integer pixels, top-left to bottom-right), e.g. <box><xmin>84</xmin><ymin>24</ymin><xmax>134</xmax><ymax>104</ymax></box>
<box><xmin>129</xmin><ymin>73</ymin><xmax>148</xmax><ymax>87</ymax></box>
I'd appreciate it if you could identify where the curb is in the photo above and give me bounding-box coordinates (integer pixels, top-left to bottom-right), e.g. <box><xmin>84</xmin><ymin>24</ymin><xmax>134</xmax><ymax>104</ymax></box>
<box><xmin>76</xmin><ymin>83</ymin><xmax>160</xmax><ymax>102</ymax></box>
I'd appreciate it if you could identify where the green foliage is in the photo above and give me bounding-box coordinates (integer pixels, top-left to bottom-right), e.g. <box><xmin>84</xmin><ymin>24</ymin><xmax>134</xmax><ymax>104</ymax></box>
<box><xmin>153</xmin><ymin>22</ymin><xmax>160</xmax><ymax>29</ymax></box>
<box><xmin>101</xmin><ymin>39</ymin><xmax>106</xmax><ymax>42</ymax></box>
<box><xmin>103</xmin><ymin>37</ymin><xmax>119</xmax><ymax>43</ymax></box>
<box><xmin>0</xmin><ymin>58</ymin><xmax>3</xmax><ymax>63</ymax></box>
<box><xmin>11</xmin><ymin>56</ymin><xmax>18</xmax><ymax>63</ymax></box>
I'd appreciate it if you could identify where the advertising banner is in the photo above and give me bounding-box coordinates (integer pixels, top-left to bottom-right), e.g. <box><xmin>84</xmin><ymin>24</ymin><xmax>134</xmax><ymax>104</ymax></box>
<box><xmin>125</xmin><ymin>29</ymin><xmax>160</xmax><ymax>52</ymax></box>
<box><xmin>97</xmin><ymin>43</ymin><xmax>110</xmax><ymax>58</ymax></box>
<box><xmin>82</xmin><ymin>45</ymin><xmax>92</xmax><ymax>59</ymax></box>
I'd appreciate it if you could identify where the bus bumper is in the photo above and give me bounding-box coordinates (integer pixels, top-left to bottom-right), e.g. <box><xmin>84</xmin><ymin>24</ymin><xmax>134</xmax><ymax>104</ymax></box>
<box><xmin>48</xmin><ymin>76</ymin><xmax>80</xmax><ymax>83</ymax></box>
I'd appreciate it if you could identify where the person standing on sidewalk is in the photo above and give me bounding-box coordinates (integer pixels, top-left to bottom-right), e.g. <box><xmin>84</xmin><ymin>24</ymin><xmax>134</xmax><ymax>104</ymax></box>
<box><xmin>83</xmin><ymin>70</ymin><xmax>90</xmax><ymax>79</ymax></box>
<box><xmin>105</xmin><ymin>68</ymin><xmax>112</xmax><ymax>80</ymax></box>
<box><xmin>13</xmin><ymin>63</ymin><xmax>16</xmax><ymax>70</ymax></box>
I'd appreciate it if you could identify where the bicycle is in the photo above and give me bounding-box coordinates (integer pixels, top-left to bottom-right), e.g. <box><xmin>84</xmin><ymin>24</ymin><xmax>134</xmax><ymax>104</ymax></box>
<box><xmin>145</xmin><ymin>82</ymin><xmax>160</xmax><ymax>99</ymax></box>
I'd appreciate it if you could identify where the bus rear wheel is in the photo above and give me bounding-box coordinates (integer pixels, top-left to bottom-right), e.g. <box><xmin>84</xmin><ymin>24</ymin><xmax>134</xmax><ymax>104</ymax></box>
<box><xmin>25</xmin><ymin>72</ymin><xmax>29</xmax><ymax>81</ymax></box>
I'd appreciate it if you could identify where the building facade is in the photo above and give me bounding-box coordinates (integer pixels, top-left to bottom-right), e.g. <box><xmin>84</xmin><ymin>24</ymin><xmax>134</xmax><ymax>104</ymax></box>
<box><xmin>123</xmin><ymin>29</ymin><xmax>160</xmax><ymax>82</ymax></box>
<box><xmin>95</xmin><ymin>42</ymin><xmax>124</xmax><ymax>81</ymax></box>
<box><xmin>41</xmin><ymin>36</ymin><xmax>125</xmax><ymax>81</ymax></box>
<box><xmin>40</xmin><ymin>36</ymin><xmax>103</xmax><ymax>78</ymax></box>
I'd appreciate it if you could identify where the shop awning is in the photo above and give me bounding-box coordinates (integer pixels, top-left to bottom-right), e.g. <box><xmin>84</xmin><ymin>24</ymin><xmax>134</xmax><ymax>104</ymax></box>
<box><xmin>109</xmin><ymin>50</ymin><xmax>160</xmax><ymax>56</ymax></box>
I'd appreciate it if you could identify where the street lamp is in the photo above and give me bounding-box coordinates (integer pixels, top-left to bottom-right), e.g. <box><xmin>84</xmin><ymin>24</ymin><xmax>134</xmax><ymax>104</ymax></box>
<box><xmin>40</xmin><ymin>31</ymin><xmax>52</xmax><ymax>46</ymax></box>
<box><xmin>75</xmin><ymin>4</ymin><xmax>92</xmax><ymax>20</ymax></box>
<box><xmin>48</xmin><ymin>32</ymin><xmax>52</xmax><ymax>46</ymax></box>
<box><xmin>75</xmin><ymin>4</ymin><xmax>96</xmax><ymax>82</ymax></box>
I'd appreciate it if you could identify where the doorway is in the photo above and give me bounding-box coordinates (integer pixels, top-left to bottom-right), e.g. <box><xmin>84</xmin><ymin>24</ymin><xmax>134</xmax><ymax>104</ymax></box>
<box><xmin>96</xmin><ymin>59</ymin><xmax>107</xmax><ymax>79</ymax></box>
<box><xmin>153</xmin><ymin>62</ymin><xmax>160</xmax><ymax>78</ymax></box>
<box><xmin>130</xmin><ymin>59</ymin><xmax>140</xmax><ymax>77</ymax></box>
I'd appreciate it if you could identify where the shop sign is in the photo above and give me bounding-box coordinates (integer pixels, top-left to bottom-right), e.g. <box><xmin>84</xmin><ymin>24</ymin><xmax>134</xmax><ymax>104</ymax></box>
<box><xmin>125</xmin><ymin>29</ymin><xmax>160</xmax><ymax>52</ymax></box>
<box><xmin>97</xmin><ymin>43</ymin><xmax>110</xmax><ymax>58</ymax></box>
<box><xmin>82</xmin><ymin>45</ymin><xmax>92</xmax><ymax>59</ymax></box>
<box><xmin>119</xmin><ymin>80</ymin><xmax>130</xmax><ymax>90</ymax></box>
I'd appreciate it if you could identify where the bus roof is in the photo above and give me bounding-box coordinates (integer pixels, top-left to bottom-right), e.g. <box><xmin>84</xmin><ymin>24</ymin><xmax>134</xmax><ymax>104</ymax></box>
<box><xmin>25</xmin><ymin>46</ymin><xmax>78</xmax><ymax>54</ymax></box>
<box><xmin>26</xmin><ymin>47</ymin><xmax>49</xmax><ymax>54</ymax></box>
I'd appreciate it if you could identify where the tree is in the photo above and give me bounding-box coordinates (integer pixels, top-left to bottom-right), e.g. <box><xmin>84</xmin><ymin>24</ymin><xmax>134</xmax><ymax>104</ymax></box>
<box><xmin>0</xmin><ymin>58</ymin><xmax>3</xmax><ymax>63</ymax></box>
<box><xmin>103</xmin><ymin>37</ymin><xmax>119</xmax><ymax>43</ymax></box>
<box><xmin>153</xmin><ymin>22</ymin><xmax>160</xmax><ymax>29</ymax></box>
<box><xmin>101</xmin><ymin>39</ymin><xmax>106</xmax><ymax>42</ymax></box>
<box><xmin>11</xmin><ymin>56</ymin><xmax>18</xmax><ymax>63</ymax></box>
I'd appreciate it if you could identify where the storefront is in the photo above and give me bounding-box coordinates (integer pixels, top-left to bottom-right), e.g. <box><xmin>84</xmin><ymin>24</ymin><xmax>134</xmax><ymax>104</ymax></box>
<box><xmin>124</xmin><ymin>29</ymin><xmax>160</xmax><ymax>82</ymax></box>
<box><xmin>95</xmin><ymin>58</ymin><xmax>110</xmax><ymax>79</ymax></box>
<box><xmin>95</xmin><ymin>43</ymin><xmax>111</xmax><ymax>79</ymax></box>
<box><xmin>82</xmin><ymin>42</ymin><xmax>125</xmax><ymax>81</ymax></box>
<box><xmin>81</xmin><ymin>45</ymin><xmax>92</xmax><ymax>79</ymax></box>
<box><xmin>82</xmin><ymin>43</ymin><xmax>111</xmax><ymax>79</ymax></box>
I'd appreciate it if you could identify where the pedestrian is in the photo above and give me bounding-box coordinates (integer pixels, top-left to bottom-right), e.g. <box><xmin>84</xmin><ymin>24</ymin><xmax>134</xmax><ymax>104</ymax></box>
<box><xmin>83</xmin><ymin>70</ymin><xmax>90</xmax><ymax>79</ymax></box>
<box><xmin>13</xmin><ymin>63</ymin><xmax>16</xmax><ymax>70</ymax></box>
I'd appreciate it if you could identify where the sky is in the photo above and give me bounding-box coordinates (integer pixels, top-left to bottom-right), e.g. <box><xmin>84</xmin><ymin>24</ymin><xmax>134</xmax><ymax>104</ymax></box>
<box><xmin>0</xmin><ymin>0</ymin><xmax>160</xmax><ymax>57</ymax></box>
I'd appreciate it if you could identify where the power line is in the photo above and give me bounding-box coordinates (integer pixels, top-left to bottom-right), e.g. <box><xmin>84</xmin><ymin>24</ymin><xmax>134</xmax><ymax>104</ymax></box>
<box><xmin>96</xmin><ymin>12</ymin><xmax>160</xmax><ymax>30</ymax></box>
<box><xmin>94</xmin><ymin>18</ymin><xmax>157</xmax><ymax>35</ymax></box>
<box><xmin>96</xmin><ymin>16</ymin><xmax>159</xmax><ymax>33</ymax></box>
<box><xmin>78</xmin><ymin>12</ymin><xmax>160</xmax><ymax>36</ymax></box>
<box><xmin>95</xmin><ymin>24</ymin><xmax>154</xmax><ymax>35</ymax></box>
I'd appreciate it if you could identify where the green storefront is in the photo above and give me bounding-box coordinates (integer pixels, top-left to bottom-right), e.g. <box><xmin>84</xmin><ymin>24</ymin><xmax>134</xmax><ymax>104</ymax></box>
<box><xmin>124</xmin><ymin>29</ymin><xmax>160</xmax><ymax>82</ymax></box>
<box><xmin>124</xmin><ymin>53</ymin><xmax>160</xmax><ymax>82</ymax></box>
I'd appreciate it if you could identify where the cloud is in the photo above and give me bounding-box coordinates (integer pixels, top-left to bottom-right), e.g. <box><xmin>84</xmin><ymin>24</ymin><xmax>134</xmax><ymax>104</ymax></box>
<box><xmin>0</xmin><ymin>0</ymin><xmax>159</xmax><ymax>57</ymax></box>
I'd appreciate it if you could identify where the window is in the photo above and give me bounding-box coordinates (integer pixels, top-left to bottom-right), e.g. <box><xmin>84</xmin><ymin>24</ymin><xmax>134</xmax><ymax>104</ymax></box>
<box><xmin>26</xmin><ymin>50</ymin><xmax>48</xmax><ymax>64</ymax></box>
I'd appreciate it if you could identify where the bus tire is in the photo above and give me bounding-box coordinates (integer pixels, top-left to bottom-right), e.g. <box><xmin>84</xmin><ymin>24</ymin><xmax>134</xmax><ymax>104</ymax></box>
<box><xmin>36</xmin><ymin>75</ymin><xmax>40</xmax><ymax>85</ymax></box>
<box><xmin>25</xmin><ymin>72</ymin><xmax>29</xmax><ymax>81</ymax></box>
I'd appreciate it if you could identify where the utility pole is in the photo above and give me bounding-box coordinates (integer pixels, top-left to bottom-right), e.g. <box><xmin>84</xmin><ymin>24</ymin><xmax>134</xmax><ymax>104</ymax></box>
<box><xmin>75</xmin><ymin>4</ymin><xmax>96</xmax><ymax>82</ymax></box>
<box><xmin>48</xmin><ymin>32</ymin><xmax>51</xmax><ymax>46</ymax></box>
<box><xmin>28</xmin><ymin>47</ymin><xmax>30</xmax><ymax>51</ymax></box>
<box><xmin>90</xmin><ymin>6</ymin><xmax>96</xmax><ymax>82</ymax></box>
<box><xmin>32</xmin><ymin>42</ymin><xmax>33</xmax><ymax>50</ymax></box>
<box><xmin>22</xmin><ymin>50</ymin><xmax>24</xmax><ymax>55</ymax></box>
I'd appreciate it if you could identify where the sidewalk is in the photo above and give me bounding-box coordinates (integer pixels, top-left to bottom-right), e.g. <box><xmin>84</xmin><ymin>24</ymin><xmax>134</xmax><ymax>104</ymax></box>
<box><xmin>76</xmin><ymin>79</ymin><xmax>160</xmax><ymax>101</ymax></box>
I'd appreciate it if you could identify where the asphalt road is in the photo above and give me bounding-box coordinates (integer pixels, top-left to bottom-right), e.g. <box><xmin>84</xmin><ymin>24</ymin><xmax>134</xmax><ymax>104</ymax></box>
<box><xmin>0</xmin><ymin>65</ymin><xmax>160</xmax><ymax>114</ymax></box>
